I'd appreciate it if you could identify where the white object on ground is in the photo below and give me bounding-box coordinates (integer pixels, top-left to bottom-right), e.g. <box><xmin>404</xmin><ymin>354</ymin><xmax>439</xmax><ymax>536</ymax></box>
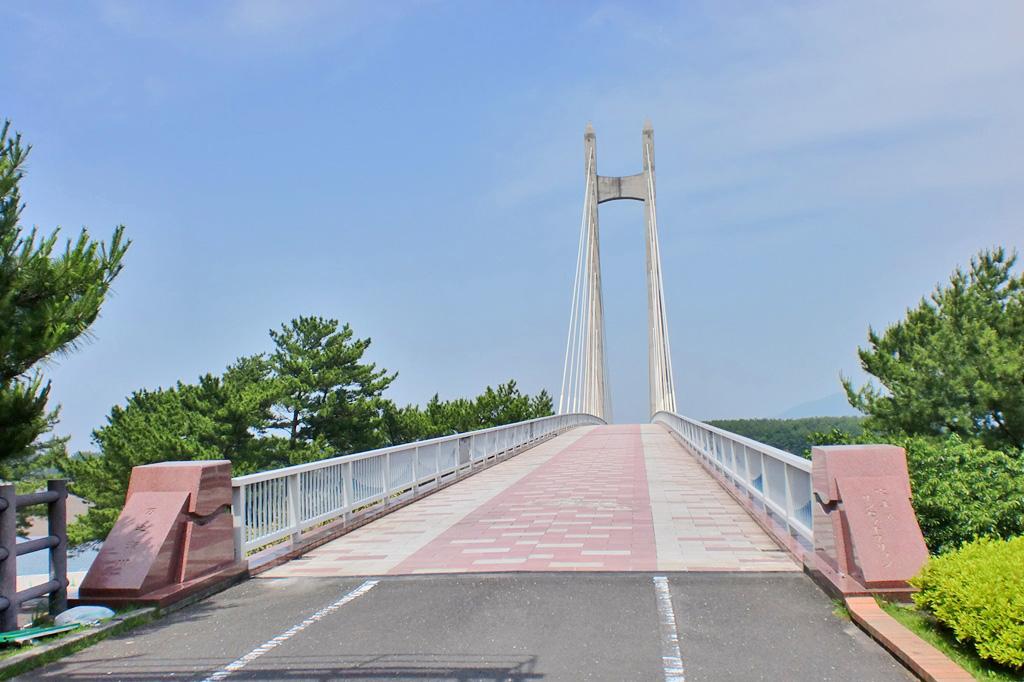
<box><xmin>54</xmin><ymin>605</ymin><xmax>115</xmax><ymax>626</ymax></box>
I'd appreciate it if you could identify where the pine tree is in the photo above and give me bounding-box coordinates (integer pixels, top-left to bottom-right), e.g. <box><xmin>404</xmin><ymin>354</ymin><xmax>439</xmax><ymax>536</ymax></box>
<box><xmin>268</xmin><ymin>316</ymin><xmax>396</xmax><ymax>460</ymax></box>
<box><xmin>844</xmin><ymin>248</ymin><xmax>1024</xmax><ymax>452</ymax></box>
<box><xmin>0</xmin><ymin>120</ymin><xmax>129</xmax><ymax>484</ymax></box>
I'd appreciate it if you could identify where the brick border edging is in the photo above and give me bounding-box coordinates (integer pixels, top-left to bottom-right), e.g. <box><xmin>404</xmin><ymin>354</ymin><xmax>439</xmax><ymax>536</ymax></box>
<box><xmin>845</xmin><ymin>597</ymin><xmax>973</xmax><ymax>681</ymax></box>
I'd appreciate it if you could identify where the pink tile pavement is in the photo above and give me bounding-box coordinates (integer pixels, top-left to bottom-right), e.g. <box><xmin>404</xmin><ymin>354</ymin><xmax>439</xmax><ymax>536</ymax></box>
<box><xmin>260</xmin><ymin>427</ymin><xmax>590</xmax><ymax>579</ymax></box>
<box><xmin>261</xmin><ymin>424</ymin><xmax>798</xmax><ymax>578</ymax></box>
<box><xmin>392</xmin><ymin>425</ymin><xmax>657</xmax><ymax>573</ymax></box>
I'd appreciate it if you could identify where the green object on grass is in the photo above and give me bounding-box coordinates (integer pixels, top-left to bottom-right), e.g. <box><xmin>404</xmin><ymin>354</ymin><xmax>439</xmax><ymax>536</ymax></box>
<box><xmin>0</xmin><ymin>624</ymin><xmax>79</xmax><ymax>645</ymax></box>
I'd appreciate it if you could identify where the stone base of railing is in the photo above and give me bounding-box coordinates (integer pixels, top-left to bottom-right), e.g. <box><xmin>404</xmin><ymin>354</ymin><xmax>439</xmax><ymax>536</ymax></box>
<box><xmin>76</xmin><ymin>461</ymin><xmax>248</xmax><ymax>610</ymax></box>
<box><xmin>72</xmin><ymin>562</ymin><xmax>247</xmax><ymax>609</ymax></box>
<box><xmin>804</xmin><ymin>560</ymin><xmax>917</xmax><ymax>602</ymax></box>
<box><xmin>807</xmin><ymin>444</ymin><xmax>929</xmax><ymax>601</ymax></box>
<box><xmin>660</xmin><ymin>423</ymin><xmax>930</xmax><ymax>601</ymax></box>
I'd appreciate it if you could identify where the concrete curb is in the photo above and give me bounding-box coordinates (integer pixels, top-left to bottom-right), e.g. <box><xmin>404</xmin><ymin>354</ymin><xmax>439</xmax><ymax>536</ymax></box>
<box><xmin>845</xmin><ymin>597</ymin><xmax>973</xmax><ymax>681</ymax></box>
<box><xmin>0</xmin><ymin>607</ymin><xmax>157</xmax><ymax>680</ymax></box>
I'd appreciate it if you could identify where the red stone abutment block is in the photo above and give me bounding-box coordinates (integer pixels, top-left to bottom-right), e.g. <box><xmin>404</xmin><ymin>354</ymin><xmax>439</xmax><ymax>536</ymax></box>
<box><xmin>807</xmin><ymin>444</ymin><xmax>929</xmax><ymax>600</ymax></box>
<box><xmin>74</xmin><ymin>461</ymin><xmax>246</xmax><ymax>609</ymax></box>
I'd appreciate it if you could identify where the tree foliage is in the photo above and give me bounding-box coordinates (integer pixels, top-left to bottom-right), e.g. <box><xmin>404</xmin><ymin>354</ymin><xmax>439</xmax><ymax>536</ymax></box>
<box><xmin>844</xmin><ymin>248</ymin><xmax>1024</xmax><ymax>452</ymax></box>
<box><xmin>0</xmin><ymin>120</ymin><xmax>128</xmax><ymax>490</ymax></box>
<box><xmin>380</xmin><ymin>380</ymin><xmax>553</xmax><ymax>445</ymax></box>
<box><xmin>706</xmin><ymin>416</ymin><xmax>864</xmax><ymax>456</ymax></box>
<box><xmin>267</xmin><ymin>317</ymin><xmax>394</xmax><ymax>461</ymax></box>
<box><xmin>64</xmin><ymin>314</ymin><xmax>553</xmax><ymax>544</ymax></box>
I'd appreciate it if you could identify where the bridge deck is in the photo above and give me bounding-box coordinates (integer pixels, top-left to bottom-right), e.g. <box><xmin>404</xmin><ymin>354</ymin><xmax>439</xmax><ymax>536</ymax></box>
<box><xmin>25</xmin><ymin>425</ymin><xmax>915</xmax><ymax>681</ymax></box>
<box><xmin>264</xmin><ymin>424</ymin><xmax>796</xmax><ymax>577</ymax></box>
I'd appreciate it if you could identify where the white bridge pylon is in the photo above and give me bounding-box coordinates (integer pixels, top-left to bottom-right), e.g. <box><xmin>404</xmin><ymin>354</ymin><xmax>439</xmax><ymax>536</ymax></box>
<box><xmin>559</xmin><ymin>122</ymin><xmax>677</xmax><ymax>421</ymax></box>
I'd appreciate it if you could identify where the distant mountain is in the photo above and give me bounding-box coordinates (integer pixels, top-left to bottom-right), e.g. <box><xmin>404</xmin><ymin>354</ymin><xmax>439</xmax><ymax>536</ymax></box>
<box><xmin>777</xmin><ymin>391</ymin><xmax>861</xmax><ymax>419</ymax></box>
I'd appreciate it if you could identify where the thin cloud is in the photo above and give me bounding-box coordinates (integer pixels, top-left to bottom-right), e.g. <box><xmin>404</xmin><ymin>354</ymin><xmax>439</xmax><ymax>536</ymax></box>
<box><xmin>95</xmin><ymin>0</ymin><xmax>430</xmax><ymax>57</ymax></box>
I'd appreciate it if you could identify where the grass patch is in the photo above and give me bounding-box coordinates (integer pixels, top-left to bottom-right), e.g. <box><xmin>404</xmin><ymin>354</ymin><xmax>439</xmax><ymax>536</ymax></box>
<box><xmin>0</xmin><ymin>608</ymin><xmax>156</xmax><ymax>680</ymax></box>
<box><xmin>0</xmin><ymin>627</ymin><xmax>84</xmax><ymax>661</ymax></box>
<box><xmin>832</xmin><ymin>599</ymin><xmax>851</xmax><ymax>620</ymax></box>
<box><xmin>879</xmin><ymin>600</ymin><xmax>1022</xmax><ymax>681</ymax></box>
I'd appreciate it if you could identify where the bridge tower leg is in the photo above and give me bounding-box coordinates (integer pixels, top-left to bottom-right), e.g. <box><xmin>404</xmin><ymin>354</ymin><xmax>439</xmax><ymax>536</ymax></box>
<box><xmin>582</xmin><ymin>125</ymin><xmax>610</xmax><ymax>420</ymax></box>
<box><xmin>559</xmin><ymin>123</ymin><xmax>676</xmax><ymax>421</ymax></box>
<box><xmin>641</xmin><ymin>123</ymin><xmax>677</xmax><ymax>416</ymax></box>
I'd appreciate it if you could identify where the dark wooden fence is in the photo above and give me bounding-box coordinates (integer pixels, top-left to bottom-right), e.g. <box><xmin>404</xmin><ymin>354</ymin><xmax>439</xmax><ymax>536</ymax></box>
<box><xmin>0</xmin><ymin>481</ymin><xmax>68</xmax><ymax>632</ymax></box>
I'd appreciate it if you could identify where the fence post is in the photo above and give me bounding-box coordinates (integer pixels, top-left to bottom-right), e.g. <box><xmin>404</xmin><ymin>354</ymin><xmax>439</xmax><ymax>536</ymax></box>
<box><xmin>759</xmin><ymin>452</ymin><xmax>769</xmax><ymax>500</ymax></box>
<box><xmin>47</xmin><ymin>480</ymin><xmax>68</xmax><ymax>617</ymax></box>
<box><xmin>342</xmin><ymin>462</ymin><xmax>353</xmax><ymax>523</ymax></box>
<box><xmin>740</xmin><ymin>445</ymin><xmax>753</xmax><ymax>499</ymax></box>
<box><xmin>782</xmin><ymin>465</ymin><xmax>795</xmax><ymax>536</ymax></box>
<box><xmin>412</xmin><ymin>447</ymin><xmax>420</xmax><ymax>494</ymax></box>
<box><xmin>286</xmin><ymin>474</ymin><xmax>302</xmax><ymax>547</ymax></box>
<box><xmin>232</xmin><ymin>485</ymin><xmax>246</xmax><ymax>563</ymax></box>
<box><xmin>0</xmin><ymin>484</ymin><xmax>16</xmax><ymax>632</ymax></box>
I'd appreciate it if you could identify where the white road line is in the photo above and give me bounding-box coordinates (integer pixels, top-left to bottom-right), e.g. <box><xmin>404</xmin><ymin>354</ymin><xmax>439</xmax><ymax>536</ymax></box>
<box><xmin>199</xmin><ymin>579</ymin><xmax>379</xmax><ymax>682</ymax></box>
<box><xmin>652</xmin><ymin>576</ymin><xmax>685</xmax><ymax>682</ymax></box>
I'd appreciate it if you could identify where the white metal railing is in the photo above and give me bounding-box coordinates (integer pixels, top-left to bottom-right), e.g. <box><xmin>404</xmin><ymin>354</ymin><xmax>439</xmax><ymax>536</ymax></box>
<box><xmin>652</xmin><ymin>411</ymin><xmax>813</xmax><ymax>543</ymax></box>
<box><xmin>231</xmin><ymin>413</ymin><xmax>603</xmax><ymax>558</ymax></box>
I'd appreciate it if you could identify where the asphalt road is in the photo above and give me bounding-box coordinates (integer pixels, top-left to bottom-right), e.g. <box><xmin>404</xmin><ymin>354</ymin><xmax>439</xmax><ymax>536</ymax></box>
<box><xmin>19</xmin><ymin>572</ymin><xmax>912</xmax><ymax>681</ymax></box>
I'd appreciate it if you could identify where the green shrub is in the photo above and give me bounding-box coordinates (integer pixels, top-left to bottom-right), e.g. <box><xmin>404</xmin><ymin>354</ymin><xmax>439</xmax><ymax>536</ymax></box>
<box><xmin>903</xmin><ymin>436</ymin><xmax>1024</xmax><ymax>554</ymax></box>
<box><xmin>911</xmin><ymin>536</ymin><xmax>1024</xmax><ymax>670</ymax></box>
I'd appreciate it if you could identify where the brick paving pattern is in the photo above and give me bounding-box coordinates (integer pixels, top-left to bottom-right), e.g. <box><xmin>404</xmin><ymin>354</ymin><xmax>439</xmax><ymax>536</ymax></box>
<box><xmin>643</xmin><ymin>426</ymin><xmax>796</xmax><ymax>571</ymax></box>
<box><xmin>261</xmin><ymin>424</ymin><xmax>798</xmax><ymax>578</ymax></box>
<box><xmin>260</xmin><ymin>428</ymin><xmax>590</xmax><ymax>578</ymax></box>
<box><xmin>393</xmin><ymin>424</ymin><xmax>656</xmax><ymax>573</ymax></box>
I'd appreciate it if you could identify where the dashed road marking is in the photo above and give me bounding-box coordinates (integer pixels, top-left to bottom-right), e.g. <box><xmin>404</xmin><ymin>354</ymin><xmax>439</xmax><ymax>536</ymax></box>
<box><xmin>653</xmin><ymin>575</ymin><xmax>685</xmax><ymax>682</ymax></box>
<box><xmin>199</xmin><ymin>578</ymin><xmax>379</xmax><ymax>681</ymax></box>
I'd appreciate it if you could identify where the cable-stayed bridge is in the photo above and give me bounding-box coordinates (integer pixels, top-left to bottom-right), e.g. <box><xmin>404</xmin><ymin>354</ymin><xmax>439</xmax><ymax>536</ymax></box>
<box><xmin>560</xmin><ymin>121</ymin><xmax>675</xmax><ymax>420</ymax></box>
<box><xmin>21</xmin><ymin>126</ymin><xmax>936</xmax><ymax>682</ymax></box>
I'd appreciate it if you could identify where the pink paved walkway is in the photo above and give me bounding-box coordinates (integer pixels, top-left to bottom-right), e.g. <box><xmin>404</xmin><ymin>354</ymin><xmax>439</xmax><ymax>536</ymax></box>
<box><xmin>261</xmin><ymin>424</ymin><xmax>797</xmax><ymax>578</ymax></box>
<box><xmin>393</xmin><ymin>425</ymin><xmax>656</xmax><ymax>572</ymax></box>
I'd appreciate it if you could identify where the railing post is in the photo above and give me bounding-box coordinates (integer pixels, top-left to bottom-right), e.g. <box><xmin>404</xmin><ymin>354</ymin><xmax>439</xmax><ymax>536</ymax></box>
<box><xmin>458</xmin><ymin>437</ymin><xmax>470</xmax><ymax>476</ymax></box>
<box><xmin>47</xmin><ymin>480</ymin><xmax>68</xmax><ymax>617</ymax></box>
<box><xmin>384</xmin><ymin>452</ymin><xmax>392</xmax><ymax>505</ymax></box>
<box><xmin>342</xmin><ymin>462</ymin><xmax>354</xmax><ymax>522</ymax></box>
<box><xmin>232</xmin><ymin>484</ymin><xmax>246</xmax><ymax>563</ymax></box>
<box><xmin>0</xmin><ymin>484</ymin><xmax>17</xmax><ymax>632</ymax></box>
<box><xmin>782</xmin><ymin>464</ymin><xmax>795</xmax><ymax>536</ymax></box>
<box><xmin>759</xmin><ymin>452</ymin><xmax>769</xmax><ymax>501</ymax></box>
<box><xmin>286</xmin><ymin>474</ymin><xmax>301</xmax><ymax>547</ymax></box>
<box><xmin>412</xmin><ymin>447</ymin><xmax>420</xmax><ymax>493</ymax></box>
<box><xmin>740</xmin><ymin>445</ymin><xmax>752</xmax><ymax>498</ymax></box>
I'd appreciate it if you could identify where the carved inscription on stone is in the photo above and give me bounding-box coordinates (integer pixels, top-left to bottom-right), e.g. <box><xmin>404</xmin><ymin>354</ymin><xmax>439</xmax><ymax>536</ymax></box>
<box><xmin>838</xmin><ymin>475</ymin><xmax>929</xmax><ymax>584</ymax></box>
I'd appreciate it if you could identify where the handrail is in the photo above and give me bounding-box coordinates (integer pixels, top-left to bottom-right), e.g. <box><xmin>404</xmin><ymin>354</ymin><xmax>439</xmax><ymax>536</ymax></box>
<box><xmin>231</xmin><ymin>413</ymin><xmax>604</xmax><ymax>559</ymax></box>
<box><xmin>232</xmin><ymin>413</ymin><xmax>589</xmax><ymax>486</ymax></box>
<box><xmin>652</xmin><ymin>411</ymin><xmax>813</xmax><ymax>543</ymax></box>
<box><xmin>0</xmin><ymin>480</ymin><xmax>69</xmax><ymax>632</ymax></box>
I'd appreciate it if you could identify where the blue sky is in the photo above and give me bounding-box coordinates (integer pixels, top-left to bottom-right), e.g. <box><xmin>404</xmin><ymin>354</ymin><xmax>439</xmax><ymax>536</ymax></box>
<box><xmin>3</xmin><ymin>1</ymin><xmax>1023</xmax><ymax>451</ymax></box>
